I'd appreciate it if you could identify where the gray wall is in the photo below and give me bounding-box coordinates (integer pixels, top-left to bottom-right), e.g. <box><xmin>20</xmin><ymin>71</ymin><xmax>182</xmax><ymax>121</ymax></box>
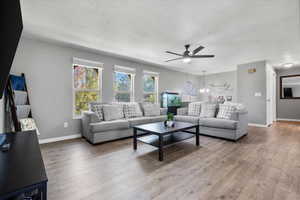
<box><xmin>237</xmin><ymin>60</ymin><xmax>267</xmax><ymax>125</ymax></box>
<box><xmin>276</xmin><ymin>67</ymin><xmax>300</xmax><ymax>119</ymax></box>
<box><xmin>10</xmin><ymin>36</ymin><xmax>200</xmax><ymax>139</ymax></box>
<box><xmin>199</xmin><ymin>71</ymin><xmax>237</xmax><ymax>102</ymax></box>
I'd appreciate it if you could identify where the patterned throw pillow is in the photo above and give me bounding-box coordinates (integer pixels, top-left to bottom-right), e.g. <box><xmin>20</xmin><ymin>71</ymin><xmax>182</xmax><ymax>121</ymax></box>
<box><xmin>200</xmin><ymin>104</ymin><xmax>217</xmax><ymax>118</ymax></box>
<box><xmin>217</xmin><ymin>104</ymin><xmax>236</xmax><ymax>120</ymax></box>
<box><xmin>20</xmin><ymin>118</ymin><xmax>40</xmax><ymax>135</ymax></box>
<box><xmin>91</xmin><ymin>105</ymin><xmax>104</xmax><ymax>122</ymax></box>
<box><xmin>188</xmin><ymin>102</ymin><xmax>202</xmax><ymax>116</ymax></box>
<box><xmin>123</xmin><ymin>103</ymin><xmax>143</xmax><ymax>118</ymax></box>
<box><xmin>103</xmin><ymin>105</ymin><xmax>124</xmax><ymax>121</ymax></box>
<box><xmin>143</xmin><ymin>104</ymin><xmax>160</xmax><ymax>116</ymax></box>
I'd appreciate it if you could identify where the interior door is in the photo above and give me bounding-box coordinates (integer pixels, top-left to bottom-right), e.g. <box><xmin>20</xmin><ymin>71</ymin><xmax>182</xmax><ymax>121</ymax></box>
<box><xmin>272</xmin><ymin>72</ymin><xmax>277</xmax><ymax>121</ymax></box>
<box><xmin>266</xmin><ymin>65</ymin><xmax>275</xmax><ymax>126</ymax></box>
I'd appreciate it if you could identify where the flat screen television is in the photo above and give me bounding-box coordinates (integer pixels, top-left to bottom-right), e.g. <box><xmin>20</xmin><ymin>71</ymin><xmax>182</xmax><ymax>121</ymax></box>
<box><xmin>0</xmin><ymin>0</ymin><xmax>23</xmax><ymax>99</ymax></box>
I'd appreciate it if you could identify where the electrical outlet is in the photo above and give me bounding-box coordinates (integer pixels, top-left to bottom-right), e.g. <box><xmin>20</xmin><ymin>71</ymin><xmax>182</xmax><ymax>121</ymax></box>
<box><xmin>64</xmin><ymin>122</ymin><xmax>68</xmax><ymax>128</ymax></box>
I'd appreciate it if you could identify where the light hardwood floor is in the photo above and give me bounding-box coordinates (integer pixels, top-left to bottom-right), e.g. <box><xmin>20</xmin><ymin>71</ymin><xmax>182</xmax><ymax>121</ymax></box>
<box><xmin>41</xmin><ymin>122</ymin><xmax>300</xmax><ymax>200</ymax></box>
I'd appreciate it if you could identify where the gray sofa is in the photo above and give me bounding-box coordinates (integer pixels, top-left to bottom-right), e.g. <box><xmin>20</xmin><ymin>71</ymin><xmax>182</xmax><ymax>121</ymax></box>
<box><xmin>175</xmin><ymin>102</ymin><xmax>248</xmax><ymax>141</ymax></box>
<box><xmin>81</xmin><ymin>102</ymin><xmax>167</xmax><ymax>144</ymax></box>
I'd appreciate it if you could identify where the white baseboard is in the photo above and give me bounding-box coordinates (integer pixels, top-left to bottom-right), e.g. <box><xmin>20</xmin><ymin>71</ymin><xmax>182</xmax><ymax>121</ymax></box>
<box><xmin>277</xmin><ymin>118</ymin><xmax>300</xmax><ymax>122</ymax></box>
<box><xmin>248</xmin><ymin>123</ymin><xmax>268</xmax><ymax>128</ymax></box>
<box><xmin>39</xmin><ymin>134</ymin><xmax>82</xmax><ymax>144</ymax></box>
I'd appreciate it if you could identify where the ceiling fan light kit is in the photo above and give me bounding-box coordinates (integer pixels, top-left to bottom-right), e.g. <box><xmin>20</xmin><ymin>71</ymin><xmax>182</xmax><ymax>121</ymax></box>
<box><xmin>183</xmin><ymin>57</ymin><xmax>191</xmax><ymax>63</ymax></box>
<box><xmin>165</xmin><ymin>44</ymin><xmax>215</xmax><ymax>63</ymax></box>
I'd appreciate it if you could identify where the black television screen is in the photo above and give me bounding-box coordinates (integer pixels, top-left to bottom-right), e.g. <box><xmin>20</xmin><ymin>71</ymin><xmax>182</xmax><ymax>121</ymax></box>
<box><xmin>0</xmin><ymin>0</ymin><xmax>23</xmax><ymax>99</ymax></box>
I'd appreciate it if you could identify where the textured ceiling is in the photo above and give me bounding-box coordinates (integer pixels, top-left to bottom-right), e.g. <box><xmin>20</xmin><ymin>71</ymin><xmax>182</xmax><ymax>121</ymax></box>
<box><xmin>21</xmin><ymin>0</ymin><xmax>300</xmax><ymax>74</ymax></box>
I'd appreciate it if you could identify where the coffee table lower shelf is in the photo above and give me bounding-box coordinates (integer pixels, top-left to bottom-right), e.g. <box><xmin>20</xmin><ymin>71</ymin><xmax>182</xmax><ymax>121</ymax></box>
<box><xmin>137</xmin><ymin>132</ymin><xmax>194</xmax><ymax>148</ymax></box>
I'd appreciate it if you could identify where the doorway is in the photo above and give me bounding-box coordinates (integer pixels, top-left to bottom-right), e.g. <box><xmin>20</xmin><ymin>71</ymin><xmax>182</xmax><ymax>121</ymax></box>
<box><xmin>266</xmin><ymin>65</ymin><xmax>276</xmax><ymax>126</ymax></box>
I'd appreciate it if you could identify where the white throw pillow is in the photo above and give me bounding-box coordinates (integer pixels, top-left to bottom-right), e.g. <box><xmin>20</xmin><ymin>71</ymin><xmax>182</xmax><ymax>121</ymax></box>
<box><xmin>217</xmin><ymin>104</ymin><xmax>236</xmax><ymax>120</ymax></box>
<box><xmin>200</xmin><ymin>104</ymin><xmax>217</xmax><ymax>118</ymax></box>
<box><xmin>103</xmin><ymin>105</ymin><xmax>124</xmax><ymax>121</ymax></box>
<box><xmin>123</xmin><ymin>103</ymin><xmax>143</xmax><ymax>118</ymax></box>
<box><xmin>143</xmin><ymin>104</ymin><xmax>160</xmax><ymax>116</ymax></box>
<box><xmin>188</xmin><ymin>102</ymin><xmax>202</xmax><ymax>116</ymax></box>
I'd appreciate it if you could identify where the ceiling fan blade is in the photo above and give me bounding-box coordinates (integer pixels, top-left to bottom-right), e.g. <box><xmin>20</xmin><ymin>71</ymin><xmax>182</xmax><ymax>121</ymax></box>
<box><xmin>191</xmin><ymin>55</ymin><xmax>215</xmax><ymax>58</ymax></box>
<box><xmin>192</xmin><ymin>46</ymin><xmax>205</xmax><ymax>55</ymax></box>
<box><xmin>165</xmin><ymin>57</ymin><xmax>184</xmax><ymax>62</ymax></box>
<box><xmin>165</xmin><ymin>51</ymin><xmax>183</xmax><ymax>56</ymax></box>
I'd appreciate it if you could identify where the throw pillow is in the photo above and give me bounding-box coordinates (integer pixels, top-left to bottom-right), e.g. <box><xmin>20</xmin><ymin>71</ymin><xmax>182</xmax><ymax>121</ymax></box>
<box><xmin>200</xmin><ymin>104</ymin><xmax>217</xmax><ymax>118</ymax></box>
<box><xmin>143</xmin><ymin>104</ymin><xmax>160</xmax><ymax>116</ymax></box>
<box><xmin>217</xmin><ymin>104</ymin><xmax>236</xmax><ymax>120</ymax></box>
<box><xmin>123</xmin><ymin>103</ymin><xmax>143</xmax><ymax>118</ymax></box>
<box><xmin>188</xmin><ymin>102</ymin><xmax>202</xmax><ymax>116</ymax></box>
<box><xmin>103</xmin><ymin>105</ymin><xmax>124</xmax><ymax>121</ymax></box>
<box><xmin>91</xmin><ymin>104</ymin><xmax>104</xmax><ymax>122</ymax></box>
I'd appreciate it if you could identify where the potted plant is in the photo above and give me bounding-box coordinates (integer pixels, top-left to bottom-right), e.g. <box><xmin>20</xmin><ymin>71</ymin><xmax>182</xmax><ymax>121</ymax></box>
<box><xmin>165</xmin><ymin>113</ymin><xmax>175</xmax><ymax>127</ymax></box>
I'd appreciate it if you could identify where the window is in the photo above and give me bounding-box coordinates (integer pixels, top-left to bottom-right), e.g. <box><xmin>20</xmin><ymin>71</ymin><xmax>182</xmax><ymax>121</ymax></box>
<box><xmin>143</xmin><ymin>71</ymin><xmax>159</xmax><ymax>103</ymax></box>
<box><xmin>72</xmin><ymin>58</ymin><xmax>102</xmax><ymax>118</ymax></box>
<box><xmin>113</xmin><ymin>66</ymin><xmax>135</xmax><ymax>102</ymax></box>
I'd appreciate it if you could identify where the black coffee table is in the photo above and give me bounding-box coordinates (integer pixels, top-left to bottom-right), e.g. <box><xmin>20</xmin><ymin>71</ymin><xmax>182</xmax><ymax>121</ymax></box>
<box><xmin>133</xmin><ymin>122</ymin><xmax>199</xmax><ymax>161</ymax></box>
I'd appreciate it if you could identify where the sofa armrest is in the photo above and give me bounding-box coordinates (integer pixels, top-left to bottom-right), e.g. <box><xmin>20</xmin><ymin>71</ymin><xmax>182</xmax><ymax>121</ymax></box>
<box><xmin>177</xmin><ymin>107</ymin><xmax>188</xmax><ymax>115</ymax></box>
<box><xmin>236</xmin><ymin>111</ymin><xmax>248</xmax><ymax>135</ymax></box>
<box><xmin>81</xmin><ymin>111</ymin><xmax>97</xmax><ymax>139</ymax></box>
<box><xmin>160</xmin><ymin>108</ymin><xmax>168</xmax><ymax>115</ymax></box>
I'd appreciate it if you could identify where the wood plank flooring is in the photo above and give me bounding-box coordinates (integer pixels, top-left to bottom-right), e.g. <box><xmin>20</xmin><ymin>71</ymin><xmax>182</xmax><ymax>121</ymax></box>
<box><xmin>40</xmin><ymin>122</ymin><xmax>300</xmax><ymax>200</ymax></box>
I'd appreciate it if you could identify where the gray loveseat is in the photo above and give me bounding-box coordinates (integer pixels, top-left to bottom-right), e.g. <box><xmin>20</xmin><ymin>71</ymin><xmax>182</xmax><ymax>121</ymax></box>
<box><xmin>81</xmin><ymin>102</ymin><xmax>167</xmax><ymax>144</ymax></box>
<box><xmin>175</xmin><ymin>102</ymin><xmax>248</xmax><ymax>141</ymax></box>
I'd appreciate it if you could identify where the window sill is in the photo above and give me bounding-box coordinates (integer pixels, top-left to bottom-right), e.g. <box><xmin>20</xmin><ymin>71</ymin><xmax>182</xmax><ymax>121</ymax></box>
<box><xmin>73</xmin><ymin>116</ymin><xmax>82</xmax><ymax>120</ymax></box>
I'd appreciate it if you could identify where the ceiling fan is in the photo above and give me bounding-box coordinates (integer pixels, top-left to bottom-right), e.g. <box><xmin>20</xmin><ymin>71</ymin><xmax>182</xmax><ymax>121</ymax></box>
<box><xmin>165</xmin><ymin>44</ymin><xmax>215</xmax><ymax>63</ymax></box>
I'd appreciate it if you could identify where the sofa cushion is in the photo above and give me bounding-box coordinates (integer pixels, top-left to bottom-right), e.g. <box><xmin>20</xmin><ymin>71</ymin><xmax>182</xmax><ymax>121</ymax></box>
<box><xmin>123</xmin><ymin>103</ymin><xmax>143</xmax><ymax>118</ymax></box>
<box><xmin>150</xmin><ymin>115</ymin><xmax>167</xmax><ymax>123</ymax></box>
<box><xmin>128</xmin><ymin>116</ymin><xmax>167</xmax><ymax>127</ymax></box>
<box><xmin>128</xmin><ymin>117</ymin><xmax>153</xmax><ymax>126</ymax></box>
<box><xmin>199</xmin><ymin>118</ymin><xmax>237</xmax><ymax>130</ymax></box>
<box><xmin>90</xmin><ymin>119</ymin><xmax>130</xmax><ymax>133</ymax></box>
<box><xmin>200</xmin><ymin>104</ymin><xmax>217</xmax><ymax>118</ymax></box>
<box><xmin>188</xmin><ymin>102</ymin><xmax>202</xmax><ymax>116</ymax></box>
<box><xmin>142</xmin><ymin>103</ymin><xmax>160</xmax><ymax>116</ymax></box>
<box><xmin>217</xmin><ymin>104</ymin><xmax>236</xmax><ymax>120</ymax></box>
<box><xmin>103</xmin><ymin>104</ymin><xmax>124</xmax><ymax>121</ymax></box>
<box><xmin>174</xmin><ymin>115</ymin><xmax>200</xmax><ymax>124</ymax></box>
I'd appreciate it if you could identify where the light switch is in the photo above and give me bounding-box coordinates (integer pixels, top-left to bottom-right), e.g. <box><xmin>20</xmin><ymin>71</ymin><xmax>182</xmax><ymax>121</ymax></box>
<box><xmin>64</xmin><ymin>122</ymin><xmax>68</xmax><ymax>128</ymax></box>
<box><xmin>254</xmin><ymin>92</ymin><xmax>262</xmax><ymax>97</ymax></box>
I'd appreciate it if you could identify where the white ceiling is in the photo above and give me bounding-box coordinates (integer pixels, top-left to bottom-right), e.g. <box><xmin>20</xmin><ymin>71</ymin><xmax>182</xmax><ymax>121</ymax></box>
<box><xmin>21</xmin><ymin>0</ymin><xmax>300</xmax><ymax>74</ymax></box>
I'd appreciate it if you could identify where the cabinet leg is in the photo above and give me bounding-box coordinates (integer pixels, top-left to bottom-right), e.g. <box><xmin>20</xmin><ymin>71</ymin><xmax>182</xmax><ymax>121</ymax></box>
<box><xmin>196</xmin><ymin>126</ymin><xmax>200</xmax><ymax>146</ymax></box>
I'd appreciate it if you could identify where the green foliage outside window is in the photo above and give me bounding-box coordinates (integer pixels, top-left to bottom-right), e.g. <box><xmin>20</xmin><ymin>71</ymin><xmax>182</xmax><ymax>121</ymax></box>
<box><xmin>73</xmin><ymin>65</ymin><xmax>100</xmax><ymax>116</ymax></box>
<box><xmin>114</xmin><ymin>72</ymin><xmax>131</xmax><ymax>91</ymax></box>
<box><xmin>74</xmin><ymin>65</ymin><xmax>99</xmax><ymax>89</ymax></box>
<box><xmin>143</xmin><ymin>75</ymin><xmax>155</xmax><ymax>93</ymax></box>
<box><xmin>144</xmin><ymin>94</ymin><xmax>156</xmax><ymax>103</ymax></box>
<box><xmin>143</xmin><ymin>75</ymin><xmax>157</xmax><ymax>103</ymax></box>
<box><xmin>75</xmin><ymin>91</ymin><xmax>99</xmax><ymax>116</ymax></box>
<box><xmin>114</xmin><ymin>72</ymin><xmax>132</xmax><ymax>102</ymax></box>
